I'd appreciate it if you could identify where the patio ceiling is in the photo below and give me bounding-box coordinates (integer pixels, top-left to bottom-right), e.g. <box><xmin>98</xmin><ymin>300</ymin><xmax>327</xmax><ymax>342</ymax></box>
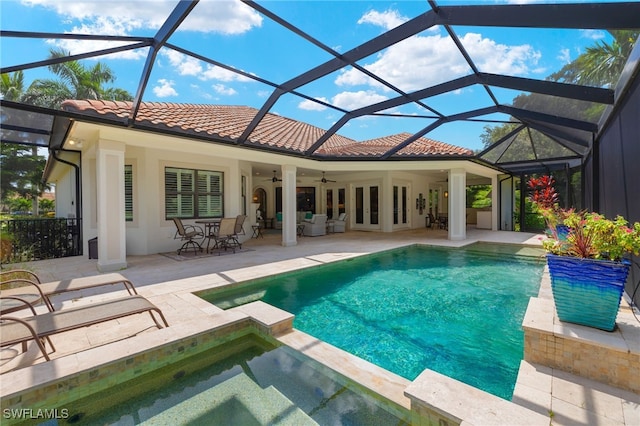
<box><xmin>1</xmin><ymin>1</ymin><xmax>639</xmax><ymax>174</ymax></box>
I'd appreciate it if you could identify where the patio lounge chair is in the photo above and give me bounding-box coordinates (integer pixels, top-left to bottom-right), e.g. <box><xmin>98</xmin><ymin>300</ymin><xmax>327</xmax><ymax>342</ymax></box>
<box><xmin>302</xmin><ymin>214</ymin><xmax>327</xmax><ymax>236</ymax></box>
<box><xmin>0</xmin><ymin>295</ymin><xmax>169</xmax><ymax>361</ymax></box>
<box><xmin>172</xmin><ymin>218</ymin><xmax>204</xmax><ymax>255</ymax></box>
<box><xmin>0</xmin><ymin>270</ymin><xmax>137</xmax><ymax>314</ymax></box>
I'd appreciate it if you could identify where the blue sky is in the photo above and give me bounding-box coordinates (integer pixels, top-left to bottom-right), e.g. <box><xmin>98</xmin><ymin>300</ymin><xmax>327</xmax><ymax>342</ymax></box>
<box><xmin>1</xmin><ymin>0</ymin><xmax>619</xmax><ymax>151</ymax></box>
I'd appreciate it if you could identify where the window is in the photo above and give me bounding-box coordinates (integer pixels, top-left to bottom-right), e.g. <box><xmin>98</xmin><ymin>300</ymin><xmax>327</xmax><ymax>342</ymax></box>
<box><xmin>165</xmin><ymin>167</ymin><xmax>223</xmax><ymax>219</ymax></box>
<box><xmin>125</xmin><ymin>165</ymin><xmax>133</xmax><ymax>222</ymax></box>
<box><xmin>275</xmin><ymin>187</ymin><xmax>316</xmax><ymax>213</ymax></box>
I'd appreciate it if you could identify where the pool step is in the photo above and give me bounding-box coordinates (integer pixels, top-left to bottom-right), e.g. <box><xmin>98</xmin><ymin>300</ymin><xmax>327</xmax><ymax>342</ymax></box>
<box><xmin>139</xmin><ymin>372</ymin><xmax>317</xmax><ymax>425</ymax></box>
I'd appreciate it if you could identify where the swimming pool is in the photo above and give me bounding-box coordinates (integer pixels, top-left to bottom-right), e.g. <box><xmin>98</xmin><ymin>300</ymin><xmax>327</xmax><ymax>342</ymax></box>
<box><xmin>202</xmin><ymin>243</ymin><xmax>545</xmax><ymax>400</ymax></box>
<box><xmin>61</xmin><ymin>334</ymin><xmax>407</xmax><ymax>425</ymax></box>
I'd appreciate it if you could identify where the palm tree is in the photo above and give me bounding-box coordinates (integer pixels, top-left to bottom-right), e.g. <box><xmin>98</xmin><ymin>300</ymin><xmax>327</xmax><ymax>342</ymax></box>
<box><xmin>24</xmin><ymin>47</ymin><xmax>132</xmax><ymax>108</ymax></box>
<box><xmin>0</xmin><ymin>70</ymin><xmax>26</xmax><ymax>101</ymax></box>
<box><xmin>549</xmin><ymin>30</ymin><xmax>638</xmax><ymax>87</ymax></box>
<box><xmin>1</xmin><ymin>49</ymin><xmax>132</xmax><ymax>211</ymax></box>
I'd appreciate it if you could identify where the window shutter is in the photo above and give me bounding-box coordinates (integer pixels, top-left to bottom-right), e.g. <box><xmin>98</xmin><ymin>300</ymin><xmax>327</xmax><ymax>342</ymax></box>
<box><xmin>124</xmin><ymin>165</ymin><xmax>133</xmax><ymax>221</ymax></box>
<box><xmin>197</xmin><ymin>171</ymin><xmax>223</xmax><ymax>217</ymax></box>
<box><xmin>165</xmin><ymin>168</ymin><xmax>223</xmax><ymax>219</ymax></box>
<box><xmin>165</xmin><ymin>168</ymin><xmax>195</xmax><ymax>218</ymax></box>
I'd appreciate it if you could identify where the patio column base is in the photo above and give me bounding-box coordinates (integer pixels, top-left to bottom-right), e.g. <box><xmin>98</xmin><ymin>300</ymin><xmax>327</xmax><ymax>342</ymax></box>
<box><xmin>97</xmin><ymin>260</ymin><xmax>128</xmax><ymax>272</ymax></box>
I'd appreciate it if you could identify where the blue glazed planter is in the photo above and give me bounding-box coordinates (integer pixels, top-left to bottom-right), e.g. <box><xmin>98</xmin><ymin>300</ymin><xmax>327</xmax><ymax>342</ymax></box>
<box><xmin>546</xmin><ymin>254</ymin><xmax>630</xmax><ymax>331</ymax></box>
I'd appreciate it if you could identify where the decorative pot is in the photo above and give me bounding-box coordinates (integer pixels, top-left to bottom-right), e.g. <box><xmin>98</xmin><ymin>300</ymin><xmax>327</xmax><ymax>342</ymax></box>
<box><xmin>546</xmin><ymin>254</ymin><xmax>630</xmax><ymax>331</ymax></box>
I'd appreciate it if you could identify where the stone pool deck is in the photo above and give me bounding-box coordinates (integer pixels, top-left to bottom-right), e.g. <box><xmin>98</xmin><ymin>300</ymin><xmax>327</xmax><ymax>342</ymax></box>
<box><xmin>1</xmin><ymin>228</ymin><xmax>639</xmax><ymax>425</ymax></box>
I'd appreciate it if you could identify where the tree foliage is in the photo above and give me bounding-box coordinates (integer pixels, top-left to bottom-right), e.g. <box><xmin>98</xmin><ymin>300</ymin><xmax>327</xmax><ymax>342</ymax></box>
<box><xmin>481</xmin><ymin>31</ymin><xmax>638</xmax><ymax>153</ymax></box>
<box><xmin>0</xmin><ymin>143</ymin><xmax>47</xmax><ymax>203</ymax></box>
<box><xmin>549</xmin><ymin>31</ymin><xmax>639</xmax><ymax>88</ymax></box>
<box><xmin>22</xmin><ymin>48</ymin><xmax>133</xmax><ymax>109</ymax></box>
<box><xmin>0</xmin><ymin>49</ymin><xmax>133</xmax><ymax>206</ymax></box>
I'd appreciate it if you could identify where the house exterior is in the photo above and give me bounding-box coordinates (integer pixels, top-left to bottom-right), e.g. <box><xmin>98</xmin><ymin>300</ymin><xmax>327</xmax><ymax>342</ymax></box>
<box><xmin>44</xmin><ymin>100</ymin><xmax>508</xmax><ymax>272</ymax></box>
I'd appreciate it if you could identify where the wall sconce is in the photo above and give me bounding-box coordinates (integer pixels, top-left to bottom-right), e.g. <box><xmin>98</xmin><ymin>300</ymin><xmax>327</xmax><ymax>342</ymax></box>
<box><xmin>68</xmin><ymin>138</ymin><xmax>83</xmax><ymax>148</ymax></box>
<box><xmin>444</xmin><ymin>191</ymin><xmax>449</xmax><ymax>198</ymax></box>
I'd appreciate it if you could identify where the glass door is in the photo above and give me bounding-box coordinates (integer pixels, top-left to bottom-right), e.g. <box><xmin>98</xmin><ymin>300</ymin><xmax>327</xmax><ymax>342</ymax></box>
<box><xmin>393</xmin><ymin>185</ymin><xmax>409</xmax><ymax>226</ymax></box>
<box><xmin>354</xmin><ymin>184</ymin><xmax>379</xmax><ymax>229</ymax></box>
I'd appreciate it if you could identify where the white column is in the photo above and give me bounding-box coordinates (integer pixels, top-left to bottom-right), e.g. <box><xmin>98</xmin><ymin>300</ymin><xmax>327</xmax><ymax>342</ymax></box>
<box><xmin>491</xmin><ymin>175</ymin><xmax>499</xmax><ymax>231</ymax></box>
<box><xmin>281</xmin><ymin>164</ymin><xmax>297</xmax><ymax>247</ymax></box>
<box><xmin>448</xmin><ymin>168</ymin><xmax>466</xmax><ymax>241</ymax></box>
<box><xmin>226</xmin><ymin>164</ymin><xmax>241</xmax><ymax>216</ymax></box>
<box><xmin>96</xmin><ymin>139</ymin><xmax>127</xmax><ymax>271</ymax></box>
<box><xmin>382</xmin><ymin>173</ymin><xmax>393</xmax><ymax>232</ymax></box>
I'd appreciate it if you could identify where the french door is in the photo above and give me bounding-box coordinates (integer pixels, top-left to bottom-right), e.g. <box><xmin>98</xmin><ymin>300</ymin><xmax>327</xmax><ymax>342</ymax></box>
<box><xmin>353</xmin><ymin>184</ymin><xmax>379</xmax><ymax>229</ymax></box>
<box><xmin>393</xmin><ymin>184</ymin><xmax>409</xmax><ymax>227</ymax></box>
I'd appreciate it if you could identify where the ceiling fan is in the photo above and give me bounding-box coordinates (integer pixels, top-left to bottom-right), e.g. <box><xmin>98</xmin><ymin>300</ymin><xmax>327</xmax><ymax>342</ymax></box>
<box><xmin>264</xmin><ymin>170</ymin><xmax>282</xmax><ymax>182</ymax></box>
<box><xmin>316</xmin><ymin>172</ymin><xmax>336</xmax><ymax>183</ymax></box>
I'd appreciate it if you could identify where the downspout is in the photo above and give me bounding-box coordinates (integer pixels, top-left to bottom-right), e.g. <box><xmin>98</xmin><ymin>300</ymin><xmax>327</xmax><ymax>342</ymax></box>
<box><xmin>49</xmin><ymin>149</ymin><xmax>82</xmax><ymax>246</ymax></box>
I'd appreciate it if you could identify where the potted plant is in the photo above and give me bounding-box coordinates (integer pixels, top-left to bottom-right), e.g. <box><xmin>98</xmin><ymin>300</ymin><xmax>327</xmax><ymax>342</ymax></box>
<box><xmin>541</xmin><ymin>210</ymin><xmax>640</xmax><ymax>331</ymax></box>
<box><xmin>527</xmin><ymin>175</ymin><xmax>569</xmax><ymax>237</ymax></box>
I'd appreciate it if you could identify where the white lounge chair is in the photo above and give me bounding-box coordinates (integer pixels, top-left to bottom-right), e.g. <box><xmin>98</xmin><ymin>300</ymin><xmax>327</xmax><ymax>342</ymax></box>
<box><xmin>302</xmin><ymin>214</ymin><xmax>328</xmax><ymax>236</ymax></box>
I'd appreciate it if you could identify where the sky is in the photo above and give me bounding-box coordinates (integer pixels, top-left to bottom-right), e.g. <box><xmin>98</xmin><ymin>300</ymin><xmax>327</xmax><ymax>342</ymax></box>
<box><xmin>0</xmin><ymin>0</ymin><xmax>621</xmax><ymax>151</ymax></box>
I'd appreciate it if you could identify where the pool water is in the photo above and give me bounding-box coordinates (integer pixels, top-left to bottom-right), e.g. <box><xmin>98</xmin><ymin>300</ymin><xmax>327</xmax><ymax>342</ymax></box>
<box><xmin>61</xmin><ymin>335</ymin><xmax>407</xmax><ymax>425</ymax></box>
<box><xmin>204</xmin><ymin>243</ymin><xmax>545</xmax><ymax>400</ymax></box>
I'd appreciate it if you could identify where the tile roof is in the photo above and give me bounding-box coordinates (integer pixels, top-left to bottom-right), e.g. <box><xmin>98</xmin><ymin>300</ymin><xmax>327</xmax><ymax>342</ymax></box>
<box><xmin>317</xmin><ymin>133</ymin><xmax>474</xmax><ymax>157</ymax></box>
<box><xmin>61</xmin><ymin>100</ymin><xmax>473</xmax><ymax>158</ymax></box>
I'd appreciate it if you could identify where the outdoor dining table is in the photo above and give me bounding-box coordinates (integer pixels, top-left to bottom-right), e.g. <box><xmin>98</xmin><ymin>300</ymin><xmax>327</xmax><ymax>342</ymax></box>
<box><xmin>195</xmin><ymin>218</ymin><xmax>221</xmax><ymax>234</ymax></box>
<box><xmin>195</xmin><ymin>218</ymin><xmax>222</xmax><ymax>253</ymax></box>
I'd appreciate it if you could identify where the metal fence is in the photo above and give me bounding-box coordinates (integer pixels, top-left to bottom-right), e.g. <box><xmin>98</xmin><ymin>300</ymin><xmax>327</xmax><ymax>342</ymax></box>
<box><xmin>0</xmin><ymin>218</ymin><xmax>82</xmax><ymax>264</ymax></box>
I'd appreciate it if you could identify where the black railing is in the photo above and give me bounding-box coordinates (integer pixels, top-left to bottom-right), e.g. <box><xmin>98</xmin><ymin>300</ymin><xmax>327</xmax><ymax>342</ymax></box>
<box><xmin>0</xmin><ymin>218</ymin><xmax>83</xmax><ymax>264</ymax></box>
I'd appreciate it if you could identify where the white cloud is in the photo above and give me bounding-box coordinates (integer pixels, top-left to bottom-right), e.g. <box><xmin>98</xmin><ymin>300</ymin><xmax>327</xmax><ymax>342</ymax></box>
<box><xmin>160</xmin><ymin>50</ymin><xmax>254</xmax><ymax>83</ymax></box>
<box><xmin>335</xmin><ymin>29</ymin><xmax>541</xmax><ymax>92</ymax></box>
<box><xmin>298</xmin><ymin>97</ymin><xmax>329</xmax><ymax>111</ymax></box>
<box><xmin>558</xmin><ymin>48</ymin><xmax>571</xmax><ymax>64</ymax></box>
<box><xmin>201</xmin><ymin>65</ymin><xmax>253</xmax><ymax>82</ymax></box>
<box><xmin>23</xmin><ymin>0</ymin><xmax>261</xmax><ymax>34</ymax></box>
<box><xmin>163</xmin><ymin>50</ymin><xmax>203</xmax><ymax>76</ymax></box>
<box><xmin>581</xmin><ymin>29</ymin><xmax>606</xmax><ymax>40</ymax></box>
<box><xmin>43</xmin><ymin>15</ymin><xmax>148</xmax><ymax>60</ymax></box>
<box><xmin>212</xmin><ymin>83</ymin><xmax>237</xmax><ymax>96</ymax></box>
<box><xmin>331</xmin><ymin>91</ymin><xmax>388</xmax><ymax>110</ymax></box>
<box><xmin>464</xmin><ymin>33</ymin><xmax>540</xmax><ymax>75</ymax></box>
<box><xmin>26</xmin><ymin>0</ymin><xmax>262</xmax><ymax>59</ymax></box>
<box><xmin>357</xmin><ymin>9</ymin><xmax>408</xmax><ymax>31</ymax></box>
<box><xmin>181</xmin><ymin>1</ymin><xmax>262</xmax><ymax>35</ymax></box>
<box><xmin>153</xmin><ymin>79</ymin><xmax>177</xmax><ymax>97</ymax></box>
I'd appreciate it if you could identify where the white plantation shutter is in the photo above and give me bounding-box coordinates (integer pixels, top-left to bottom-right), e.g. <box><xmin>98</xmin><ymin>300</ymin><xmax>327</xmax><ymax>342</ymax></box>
<box><xmin>197</xmin><ymin>170</ymin><xmax>223</xmax><ymax>217</ymax></box>
<box><xmin>125</xmin><ymin>165</ymin><xmax>133</xmax><ymax>221</ymax></box>
<box><xmin>165</xmin><ymin>167</ymin><xmax>223</xmax><ymax>219</ymax></box>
